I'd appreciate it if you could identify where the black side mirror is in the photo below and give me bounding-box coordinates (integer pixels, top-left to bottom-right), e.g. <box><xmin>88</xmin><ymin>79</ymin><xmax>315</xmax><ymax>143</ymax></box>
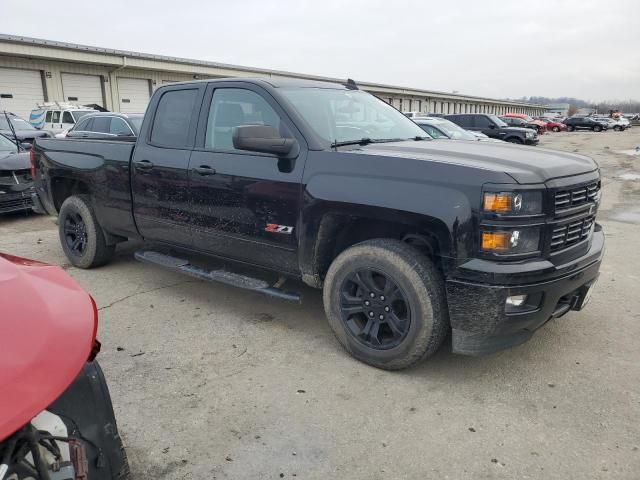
<box><xmin>488</xmin><ymin>124</ymin><xmax>497</xmax><ymax>129</ymax></box>
<box><xmin>233</xmin><ymin>125</ymin><xmax>296</xmax><ymax>156</ymax></box>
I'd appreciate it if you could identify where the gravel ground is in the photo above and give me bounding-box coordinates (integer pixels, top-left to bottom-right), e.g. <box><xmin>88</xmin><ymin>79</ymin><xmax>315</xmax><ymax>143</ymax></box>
<box><xmin>1</xmin><ymin>130</ymin><xmax>639</xmax><ymax>479</ymax></box>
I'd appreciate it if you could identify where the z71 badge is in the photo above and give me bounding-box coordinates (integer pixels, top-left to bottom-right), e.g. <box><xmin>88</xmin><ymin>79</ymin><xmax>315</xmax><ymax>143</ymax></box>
<box><xmin>265</xmin><ymin>223</ymin><xmax>294</xmax><ymax>234</ymax></box>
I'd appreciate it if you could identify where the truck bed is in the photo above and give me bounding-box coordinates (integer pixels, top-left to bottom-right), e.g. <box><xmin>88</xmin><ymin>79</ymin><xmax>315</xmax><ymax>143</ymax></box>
<box><xmin>33</xmin><ymin>137</ymin><xmax>138</xmax><ymax>238</ymax></box>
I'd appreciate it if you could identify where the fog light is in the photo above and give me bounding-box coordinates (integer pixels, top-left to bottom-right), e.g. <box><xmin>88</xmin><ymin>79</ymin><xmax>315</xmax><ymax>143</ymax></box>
<box><xmin>506</xmin><ymin>294</ymin><xmax>528</xmax><ymax>307</ymax></box>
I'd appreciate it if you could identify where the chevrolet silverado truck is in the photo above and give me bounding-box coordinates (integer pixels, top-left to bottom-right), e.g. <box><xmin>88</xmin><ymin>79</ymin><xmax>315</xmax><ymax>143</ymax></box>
<box><xmin>31</xmin><ymin>78</ymin><xmax>604</xmax><ymax>370</ymax></box>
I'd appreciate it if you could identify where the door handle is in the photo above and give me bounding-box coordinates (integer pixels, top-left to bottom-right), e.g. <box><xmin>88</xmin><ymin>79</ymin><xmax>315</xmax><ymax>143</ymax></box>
<box><xmin>193</xmin><ymin>165</ymin><xmax>216</xmax><ymax>176</ymax></box>
<box><xmin>134</xmin><ymin>160</ymin><xmax>154</xmax><ymax>170</ymax></box>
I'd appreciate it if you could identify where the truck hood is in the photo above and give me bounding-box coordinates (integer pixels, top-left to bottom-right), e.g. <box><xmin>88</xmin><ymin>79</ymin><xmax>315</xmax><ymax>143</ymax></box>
<box><xmin>354</xmin><ymin>140</ymin><xmax>598</xmax><ymax>184</ymax></box>
<box><xmin>0</xmin><ymin>129</ymin><xmax>50</xmax><ymax>142</ymax></box>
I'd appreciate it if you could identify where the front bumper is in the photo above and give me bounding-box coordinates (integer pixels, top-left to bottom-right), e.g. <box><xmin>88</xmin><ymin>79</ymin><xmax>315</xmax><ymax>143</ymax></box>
<box><xmin>525</xmin><ymin>137</ymin><xmax>539</xmax><ymax>145</ymax></box>
<box><xmin>31</xmin><ymin>190</ymin><xmax>46</xmax><ymax>214</ymax></box>
<box><xmin>446</xmin><ymin>227</ymin><xmax>604</xmax><ymax>355</ymax></box>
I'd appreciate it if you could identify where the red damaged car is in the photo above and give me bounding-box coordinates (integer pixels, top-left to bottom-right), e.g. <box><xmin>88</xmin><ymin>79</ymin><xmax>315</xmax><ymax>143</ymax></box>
<box><xmin>0</xmin><ymin>253</ymin><xmax>129</xmax><ymax>479</ymax></box>
<box><xmin>502</xmin><ymin>113</ymin><xmax>547</xmax><ymax>134</ymax></box>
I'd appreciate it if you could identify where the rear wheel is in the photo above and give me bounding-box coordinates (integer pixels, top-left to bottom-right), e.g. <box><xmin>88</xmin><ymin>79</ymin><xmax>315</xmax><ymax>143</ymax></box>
<box><xmin>58</xmin><ymin>195</ymin><xmax>115</xmax><ymax>268</ymax></box>
<box><xmin>614</xmin><ymin>125</ymin><xmax>621</xmax><ymax>131</ymax></box>
<box><xmin>567</xmin><ymin>125</ymin><xmax>575</xmax><ymax>132</ymax></box>
<box><xmin>593</xmin><ymin>125</ymin><xmax>602</xmax><ymax>132</ymax></box>
<box><xmin>323</xmin><ymin>239</ymin><xmax>449</xmax><ymax>370</ymax></box>
<box><xmin>552</xmin><ymin>126</ymin><xmax>560</xmax><ymax>132</ymax></box>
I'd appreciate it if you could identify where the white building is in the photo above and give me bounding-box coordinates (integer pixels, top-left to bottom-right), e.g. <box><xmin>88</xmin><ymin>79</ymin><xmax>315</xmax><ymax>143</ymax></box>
<box><xmin>0</xmin><ymin>33</ymin><xmax>546</xmax><ymax>120</ymax></box>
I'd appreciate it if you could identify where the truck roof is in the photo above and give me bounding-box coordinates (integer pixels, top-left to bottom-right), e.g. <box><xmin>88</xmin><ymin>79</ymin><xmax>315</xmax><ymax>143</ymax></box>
<box><xmin>161</xmin><ymin>77</ymin><xmax>348</xmax><ymax>90</ymax></box>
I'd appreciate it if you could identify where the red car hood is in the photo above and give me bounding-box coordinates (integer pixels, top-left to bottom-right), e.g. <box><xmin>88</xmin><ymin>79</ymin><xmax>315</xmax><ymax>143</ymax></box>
<box><xmin>0</xmin><ymin>254</ymin><xmax>96</xmax><ymax>440</ymax></box>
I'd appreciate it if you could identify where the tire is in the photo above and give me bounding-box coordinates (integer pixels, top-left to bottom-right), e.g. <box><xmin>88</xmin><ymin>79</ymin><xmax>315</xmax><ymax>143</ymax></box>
<box><xmin>506</xmin><ymin>137</ymin><xmax>524</xmax><ymax>144</ymax></box>
<box><xmin>116</xmin><ymin>443</ymin><xmax>131</xmax><ymax>479</ymax></box>
<box><xmin>323</xmin><ymin>239</ymin><xmax>449</xmax><ymax>370</ymax></box>
<box><xmin>567</xmin><ymin>125</ymin><xmax>575</xmax><ymax>132</ymax></box>
<box><xmin>552</xmin><ymin>126</ymin><xmax>560</xmax><ymax>132</ymax></box>
<box><xmin>593</xmin><ymin>125</ymin><xmax>602</xmax><ymax>132</ymax></box>
<box><xmin>614</xmin><ymin>125</ymin><xmax>621</xmax><ymax>131</ymax></box>
<box><xmin>58</xmin><ymin>195</ymin><xmax>115</xmax><ymax>268</ymax></box>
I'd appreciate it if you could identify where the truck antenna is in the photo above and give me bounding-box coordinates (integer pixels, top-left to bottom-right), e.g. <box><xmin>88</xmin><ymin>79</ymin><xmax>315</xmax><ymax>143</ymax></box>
<box><xmin>344</xmin><ymin>78</ymin><xmax>359</xmax><ymax>90</ymax></box>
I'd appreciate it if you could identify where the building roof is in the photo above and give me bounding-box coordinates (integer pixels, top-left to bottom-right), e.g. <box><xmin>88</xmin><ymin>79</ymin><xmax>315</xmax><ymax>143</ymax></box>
<box><xmin>0</xmin><ymin>33</ymin><xmax>543</xmax><ymax>107</ymax></box>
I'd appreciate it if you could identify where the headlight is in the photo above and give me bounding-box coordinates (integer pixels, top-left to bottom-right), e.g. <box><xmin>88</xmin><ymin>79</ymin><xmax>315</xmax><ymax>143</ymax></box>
<box><xmin>483</xmin><ymin>191</ymin><xmax>543</xmax><ymax>215</ymax></box>
<box><xmin>526</xmin><ymin>130</ymin><xmax>535</xmax><ymax>138</ymax></box>
<box><xmin>481</xmin><ymin>227</ymin><xmax>541</xmax><ymax>255</ymax></box>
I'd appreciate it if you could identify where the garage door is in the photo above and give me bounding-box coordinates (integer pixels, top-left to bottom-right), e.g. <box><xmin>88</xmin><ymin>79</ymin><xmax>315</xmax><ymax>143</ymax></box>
<box><xmin>117</xmin><ymin>78</ymin><xmax>150</xmax><ymax>113</ymax></box>
<box><xmin>61</xmin><ymin>73</ymin><xmax>104</xmax><ymax>107</ymax></box>
<box><xmin>0</xmin><ymin>67</ymin><xmax>45</xmax><ymax>119</ymax></box>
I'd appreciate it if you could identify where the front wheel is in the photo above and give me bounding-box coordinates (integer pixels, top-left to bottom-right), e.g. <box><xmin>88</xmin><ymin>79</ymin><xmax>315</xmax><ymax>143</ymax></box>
<box><xmin>59</xmin><ymin>195</ymin><xmax>115</xmax><ymax>268</ymax></box>
<box><xmin>323</xmin><ymin>239</ymin><xmax>449</xmax><ymax>370</ymax></box>
<box><xmin>593</xmin><ymin>125</ymin><xmax>602</xmax><ymax>132</ymax></box>
<box><xmin>506</xmin><ymin>137</ymin><xmax>524</xmax><ymax>144</ymax></box>
<box><xmin>567</xmin><ymin>125</ymin><xmax>575</xmax><ymax>132</ymax></box>
<box><xmin>552</xmin><ymin>126</ymin><xmax>560</xmax><ymax>132</ymax></box>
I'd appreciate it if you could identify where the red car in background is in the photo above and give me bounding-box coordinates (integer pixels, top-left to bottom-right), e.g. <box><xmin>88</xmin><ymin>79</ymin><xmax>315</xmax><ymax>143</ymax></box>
<box><xmin>541</xmin><ymin>118</ymin><xmax>567</xmax><ymax>132</ymax></box>
<box><xmin>0</xmin><ymin>253</ymin><xmax>129</xmax><ymax>479</ymax></box>
<box><xmin>503</xmin><ymin>113</ymin><xmax>547</xmax><ymax>133</ymax></box>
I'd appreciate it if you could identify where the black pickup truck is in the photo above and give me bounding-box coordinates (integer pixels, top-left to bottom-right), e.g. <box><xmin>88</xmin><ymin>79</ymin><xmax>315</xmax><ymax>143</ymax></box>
<box><xmin>31</xmin><ymin>78</ymin><xmax>604</xmax><ymax>370</ymax></box>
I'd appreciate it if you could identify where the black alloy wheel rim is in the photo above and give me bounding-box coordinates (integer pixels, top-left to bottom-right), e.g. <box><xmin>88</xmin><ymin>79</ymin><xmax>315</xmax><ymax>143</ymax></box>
<box><xmin>339</xmin><ymin>268</ymin><xmax>411</xmax><ymax>350</ymax></box>
<box><xmin>64</xmin><ymin>212</ymin><xmax>88</xmax><ymax>256</ymax></box>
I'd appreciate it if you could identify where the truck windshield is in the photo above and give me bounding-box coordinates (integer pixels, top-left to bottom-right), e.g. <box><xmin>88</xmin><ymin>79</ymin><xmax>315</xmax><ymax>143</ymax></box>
<box><xmin>280</xmin><ymin>88</ymin><xmax>428</xmax><ymax>145</ymax></box>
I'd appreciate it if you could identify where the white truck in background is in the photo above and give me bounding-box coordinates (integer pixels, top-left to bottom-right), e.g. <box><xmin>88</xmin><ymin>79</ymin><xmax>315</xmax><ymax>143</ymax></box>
<box><xmin>29</xmin><ymin>102</ymin><xmax>98</xmax><ymax>135</ymax></box>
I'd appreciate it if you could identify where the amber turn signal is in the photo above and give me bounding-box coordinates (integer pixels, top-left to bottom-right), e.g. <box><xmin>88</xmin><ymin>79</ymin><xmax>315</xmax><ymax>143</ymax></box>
<box><xmin>483</xmin><ymin>193</ymin><xmax>512</xmax><ymax>213</ymax></box>
<box><xmin>481</xmin><ymin>231</ymin><xmax>510</xmax><ymax>251</ymax></box>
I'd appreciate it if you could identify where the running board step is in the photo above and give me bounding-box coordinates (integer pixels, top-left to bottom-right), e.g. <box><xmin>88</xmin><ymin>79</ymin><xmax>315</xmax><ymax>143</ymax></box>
<box><xmin>134</xmin><ymin>250</ymin><xmax>301</xmax><ymax>303</ymax></box>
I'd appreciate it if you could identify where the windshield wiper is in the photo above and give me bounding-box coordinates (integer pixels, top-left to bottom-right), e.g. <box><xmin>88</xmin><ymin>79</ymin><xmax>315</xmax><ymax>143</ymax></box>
<box><xmin>331</xmin><ymin>137</ymin><xmax>373</xmax><ymax>148</ymax></box>
<box><xmin>331</xmin><ymin>138</ymin><xmax>410</xmax><ymax>148</ymax></box>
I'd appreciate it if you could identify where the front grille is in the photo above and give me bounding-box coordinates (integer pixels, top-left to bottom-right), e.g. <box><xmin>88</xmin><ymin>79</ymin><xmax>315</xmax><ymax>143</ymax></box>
<box><xmin>0</xmin><ymin>191</ymin><xmax>33</xmax><ymax>213</ymax></box>
<box><xmin>550</xmin><ymin>214</ymin><xmax>595</xmax><ymax>251</ymax></box>
<box><xmin>555</xmin><ymin>182</ymin><xmax>599</xmax><ymax>211</ymax></box>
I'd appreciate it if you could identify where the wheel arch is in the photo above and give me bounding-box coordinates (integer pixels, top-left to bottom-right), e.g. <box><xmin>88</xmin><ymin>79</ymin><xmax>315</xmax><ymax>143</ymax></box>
<box><xmin>51</xmin><ymin>176</ymin><xmax>91</xmax><ymax>212</ymax></box>
<box><xmin>299</xmin><ymin>203</ymin><xmax>456</xmax><ymax>288</ymax></box>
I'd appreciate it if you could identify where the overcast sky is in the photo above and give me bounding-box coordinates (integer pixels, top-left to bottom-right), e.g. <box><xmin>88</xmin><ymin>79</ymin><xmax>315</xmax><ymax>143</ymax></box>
<box><xmin>3</xmin><ymin>0</ymin><xmax>639</xmax><ymax>101</ymax></box>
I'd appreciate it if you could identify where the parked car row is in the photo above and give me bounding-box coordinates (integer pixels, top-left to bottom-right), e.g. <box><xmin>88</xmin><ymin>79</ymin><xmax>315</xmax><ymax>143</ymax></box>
<box><xmin>0</xmin><ymin>132</ymin><xmax>34</xmax><ymax>214</ymax></box>
<box><xmin>406</xmin><ymin>108</ymin><xmax>634</xmax><ymax>142</ymax></box>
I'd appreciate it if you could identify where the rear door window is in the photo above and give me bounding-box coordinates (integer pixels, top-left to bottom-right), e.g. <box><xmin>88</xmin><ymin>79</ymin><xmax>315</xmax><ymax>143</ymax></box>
<box><xmin>150</xmin><ymin>89</ymin><xmax>198</xmax><ymax>148</ymax></box>
<box><xmin>75</xmin><ymin>118</ymin><xmax>93</xmax><ymax>131</ymax></box>
<box><xmin>45</xmin><ymin>111</ymin><xmax>52</xmax><ymax>122</ymax></box>
<box><xmin>51</xmin><ymin>111</ymin><xmax>61</xmax><ymax>123</ymax></box>
<box><xmin>450</xmin><ymin>115</ymin><xmax>469</xmax><ymax>128</ymax></box>
<box><xmin>92</xmin><ymin>117</ymin><xmax>111</xmax><ymax>133</ymax></box>
<box><xmin>473</xmin><ymin>116</ymin><xmax>493</xmax><ymax>129</ymax></box>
